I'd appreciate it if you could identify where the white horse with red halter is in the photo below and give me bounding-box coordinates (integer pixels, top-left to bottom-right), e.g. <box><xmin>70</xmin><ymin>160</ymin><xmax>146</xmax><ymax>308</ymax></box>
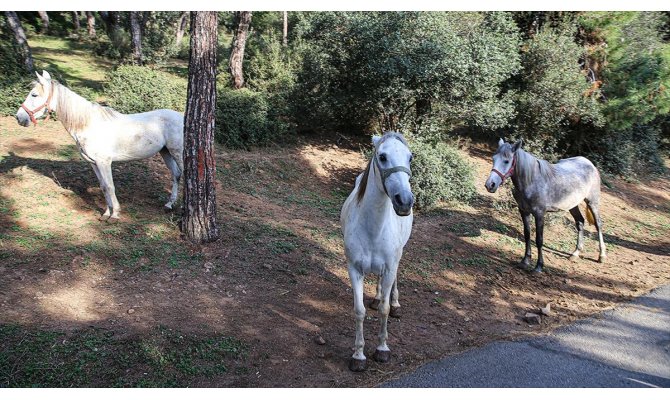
<box><xmin>340</xmin><ymin>131</ymin><xmax>414</xmax><ymax>372</ymax></box>
<box><xmin>15</xmin><ymin>71</ymin><xmax>184</xmax><ymax>222</ymax></box>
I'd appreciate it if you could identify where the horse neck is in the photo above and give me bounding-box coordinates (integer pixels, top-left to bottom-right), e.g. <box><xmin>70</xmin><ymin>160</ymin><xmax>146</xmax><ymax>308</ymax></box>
<box><xmin>511</xmin><ymin>149</ymin><xmax>544</xmax><ymax>190</ymax></box>
<box><xmin>359</xmin><ymin>161</ymin><xmax>393</xmax><ymax>225</ymax></box>
<box><xmin>53</xmin><ymin>83</ymin><xmax>95</xmax><ymax>134</ymax></box>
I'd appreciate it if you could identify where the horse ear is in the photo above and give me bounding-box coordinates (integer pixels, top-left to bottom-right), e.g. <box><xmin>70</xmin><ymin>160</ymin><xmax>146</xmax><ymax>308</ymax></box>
<box><xmin>372</xmin><ymin>135</ymin><xmax>382</xmax><ymax>148</ymax></box>
<box><xmin>36</xmin><ymin>72</ymin><xmax>48</xmax><ymax>87</ymax></box>
<box><xmin>498</xmin><ymin>138</ymin><xmax>504</xmax><ymax>147</ymax></box>
<box><xmin>512</xmin><ymin>139</ymin><xmax>523</xmax><ymax>152</ymax></box>
<box><xmin>42</xmin><ymin>70</ymin><xmax>52</xmax><ymax>81</ymax></box>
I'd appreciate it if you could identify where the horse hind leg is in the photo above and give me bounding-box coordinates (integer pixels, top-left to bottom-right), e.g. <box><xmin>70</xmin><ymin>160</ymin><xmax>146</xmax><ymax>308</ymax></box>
<box><xmin>160</xmin><ymin>148</ymin><xmax>181</xmax><ymax>211</ymax></box>
<box><xmin>586</xmin><ymin>200</ymin><xmax>606</xmax><ymax>263</ymax></box>
<box><xmin>348</xmin><ymin>267</ymin><xmax>367</xmax><ymax>372</ymax></box>
<box><xmin>569</xmin><ymin>206</ymin><xmax>585</xmax><ymax>262</ymax></box>
<box><xmin>370</xmin><ymin>277</ymin><xmax>400</xmax><ymax>318</ymax></box>
<box><xmin>91</xmin><ymin>163</ymin><xmax>111</xmax><ymax>221</ymax></box>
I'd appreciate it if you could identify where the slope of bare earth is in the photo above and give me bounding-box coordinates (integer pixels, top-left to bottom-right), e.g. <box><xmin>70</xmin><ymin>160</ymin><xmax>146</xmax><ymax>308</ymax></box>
<box><xmin>0</xmin><ymin>117</ymin><xmax>668</xmax><ymax>387</ymax></box>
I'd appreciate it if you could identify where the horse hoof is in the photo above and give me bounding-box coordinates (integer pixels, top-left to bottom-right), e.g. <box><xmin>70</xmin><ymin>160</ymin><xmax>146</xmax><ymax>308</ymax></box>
<box><xmin>532</xmin><ymin>266</ymin><xmax>543</xmax><ymax>274</ymax></box>
<box><xmin>569</xmin><ymin>254</ymin><xmax>580</xmax><ymax>262</ymax></box>
<box><xmin>598</xmin><ymin>255</ymin><xmax>606</xmax><ymax>264</ymax></box>
<box><xmin>164</xmin><ymin>205</ymin><xmax>173</xmax><ymax>213</ymax></box>
<box><xmin>106</xmin><ymin>217</ymin><xmax>120</xmax><ymax>224</ymax></box>
<box><xmin>348</xmin><ymin>358</ymin><xmax>367</xmax><ymax>372</ymax></box>
<box><xmin>369</xmin><ymin>299</ymin><xmax>380</xmax><ymax>310</ymax></box>
<box><xmin>517</xmin><ymin>261</ymin><xmax>530</xmax><ymax>270</ymax></box>
<box><xmin>373</xmin><ymin>349</ymin><xmax>391</xmax><ymax>363</ymax></box>
<box><xmin>98</xmin><ymin>214</ymin><xmax>110</xmax><ymax>221</ymax></box>
<box><xmin>389</xmin><ymin>306</ymin><xmax>400</xmax><ymax>318</ymax></box>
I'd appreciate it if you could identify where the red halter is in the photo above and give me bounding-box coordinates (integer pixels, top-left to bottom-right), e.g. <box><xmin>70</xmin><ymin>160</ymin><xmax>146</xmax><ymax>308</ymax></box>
<box><xmin>491</xmin><ymin>154</ymin><xmax>516</xmax><ymax>183</ymax></box>
<box><xmin>21</xmin><ymin>84</ymin><xmax>54</xmax><ymax>127</ymax></box>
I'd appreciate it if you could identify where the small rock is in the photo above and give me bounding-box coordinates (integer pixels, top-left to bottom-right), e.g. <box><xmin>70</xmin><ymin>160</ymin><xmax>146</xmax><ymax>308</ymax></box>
<box><xmin>315</xmin><ymin>335</ymin><xmax>326</xmax><ymax>345</ymax></box>
<box><xmin>263</xmin><ymin>264</ymin><xmax>272</xmax><ymax>269</ymax></box>
<box><xmin>564</xmin><ymin>278</ymin><xmax>572</xmax><ymax>284</ymax></box>
<box><xmin>204</xmin><ymin>262</ymin><xmax>215</xmax><ymax>271</ymax></box>
<box><xmin>540</xmin><ymin>303</ymin><xmax>551</xmax><ymax>316</ymax></box>
<box><xmin>629</xmin><ymin>260</ymin><xmax>638</xmax><ymax>265</ymax></box>
<box><xmin>38</xmin><ymin>268</ymin><xmax>47</xmax><ymax>273</ymax></box>
<box><xmin>464</xmin><ymin>317</ymin><xmax>470</xmax><ymax>322</ymax></box>
<box><xmin>524</xmin><ymin>312</ymin><xmax>541</xmax><ymax>325</ymax></box>
<box><xmin>127</xmin><ymin>309</ymin><xmax>135</xmax><ymax>314</ymax></box>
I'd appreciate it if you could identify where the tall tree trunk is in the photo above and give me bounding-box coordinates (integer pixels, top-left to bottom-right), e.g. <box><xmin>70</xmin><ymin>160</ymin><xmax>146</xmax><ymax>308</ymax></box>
<box><xmin>4</xmin><ymin>11</ymin><xmax>34</xmax><ymax>73</ymax></box>
<box><xmin>182</xmin><ymin>11</ymin><xmax>220</xmax><ymax>244</ymax></box>
<box><xmin>72</xmin><ymin>11</ymin><xmax>80</xmax><ymax>32</ymax></box>
<box><xmin>86</xmin><ymin>11</ymin><xmax>96</xmax><ymax>37</ymax></box>
<box><xmin>228</xmin><ymin>11</ymin><xmax>252</xmax><ymax>89</ymax></box>
<box><xmin>282</xmin><ymin>11</ymin><xmax>288</xmax><ymax>46</ymax></box>
<box><xmin>37</xmin><ymin>11</ymin><xmax>49</xmax><ymax>34</ymax></box>
<box><xmin>175</xmin><ymin>11</ymin><xmax>188</xmax><ymax>48</ymax></box>
<box><xmin>130</xmin><ymin>12</ymin><xmax>143</xmax><ymax>65</ymax></box>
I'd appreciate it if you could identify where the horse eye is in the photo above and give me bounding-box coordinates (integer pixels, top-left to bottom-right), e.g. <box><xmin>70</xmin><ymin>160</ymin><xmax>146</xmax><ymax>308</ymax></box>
<box><xmin>379</xmin><ymin>154</ymin><xmax>387</xmax><ymax>162</ymax></box>
<box><xmin>31</xmin><ymin>93</ymin><xmax>38</xmax><ymax>97</ymax></box>
<box><xmin>504</xmin><ymin>160</ymin><xmax>509</xmax><ymax>164</ymax></box>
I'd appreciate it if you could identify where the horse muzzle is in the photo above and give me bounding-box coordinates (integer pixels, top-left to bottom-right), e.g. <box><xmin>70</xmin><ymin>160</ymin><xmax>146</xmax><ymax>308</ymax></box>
<box><xmin>392</xmin><ymin>190</ymin><xmax>414</xmax><ymax>216</ymax></box>
<box><xmin>484</xmin><ymin>176</ymin><xmax>501</xmax><ymax>193</ymax></box>
<box><xmin>15</xmin><ymin>112</ymin><xmax>31</xmax><ymax>127</ymax></box>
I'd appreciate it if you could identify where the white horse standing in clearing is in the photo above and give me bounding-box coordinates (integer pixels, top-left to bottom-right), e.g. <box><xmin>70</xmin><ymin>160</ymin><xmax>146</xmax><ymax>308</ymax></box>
<box><xmin>340</xmin><ymin>131</ymin><xmax>414</xmax><ymax>372</ymax></box>
<box><xmin>15</xmin><ymin>71</ymin><xmax>184</xmax><ymax>222</ymax></box>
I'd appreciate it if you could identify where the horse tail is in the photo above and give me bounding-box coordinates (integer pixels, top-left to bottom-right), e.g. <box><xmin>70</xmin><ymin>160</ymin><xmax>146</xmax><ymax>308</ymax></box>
<box><xmin>585</xmin><ymin>204</ymin><xmax>595</xmax><ymax>225</ymax></box>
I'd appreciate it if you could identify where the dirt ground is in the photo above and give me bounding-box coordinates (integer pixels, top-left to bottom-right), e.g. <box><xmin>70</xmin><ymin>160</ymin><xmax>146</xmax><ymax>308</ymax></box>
<box><xmin>0</xmin><ymin>116</ymin><xmax>669</xmax><ymax>387</ymax></box>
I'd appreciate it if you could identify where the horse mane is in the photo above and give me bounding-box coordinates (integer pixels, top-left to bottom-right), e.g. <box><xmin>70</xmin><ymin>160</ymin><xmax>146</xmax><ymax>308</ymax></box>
<box><xmin>355</xmin><ymin>131</ymin><xmax>409</xmax><ymax>203</ymax></box>
<box><xmin>514</xmin><ymin>148</ymin><xmax>555</xmax><ymax>187</ymax></box>
<box><xmin>42</xmin><ymin>81</ymin><xmax>120</xmax><ymax>132</ymax></box>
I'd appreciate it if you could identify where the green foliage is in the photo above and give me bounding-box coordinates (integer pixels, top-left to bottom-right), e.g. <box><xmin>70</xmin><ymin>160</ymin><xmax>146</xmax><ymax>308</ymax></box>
<box><xmin>410</xmin><ymin>140</ymin><xmax>476</xmax><ymax>210</ymax></box>
<box><xmin>103</xmin><ymin>65</ymin><xmax>187</xmax><ymax>113</ymax></box>
<box><xmin>514</xmin><ymin>25</ymin><xmax>604</xmax><ymax>158</ymax></box>
<box><xmin>0</xmin><ymin>16</ymin><xmax>33</xmax><ymax>116</ymax></box>
<box><xmin>215</xmin><ymin>87</ymin><xmax>289</xmax><ymax>149</ymax></box>
<box><xmin>290</xmin><ymin>12</ymin><xmax>521</xmax><ymax>136</ymax></box>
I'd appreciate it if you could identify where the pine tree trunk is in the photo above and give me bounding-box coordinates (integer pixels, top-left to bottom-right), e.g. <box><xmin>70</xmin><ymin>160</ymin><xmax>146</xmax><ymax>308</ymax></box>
<box><xmin>86</xmin><ymin>11</ymin><xmax>96</xmax><ymax>37</ymax></box>
<box><xmin>37</xmin><ymin>11</ymin><xmax>49</xmax><ymax>34</ymax></box>
<box><xmin>229</xmin><ymin>11</ymin><xmax>252</xmax><ymax>89</ymax></box>
<box><xmin>182</xmin><ymin>11</ymin><xmax>220</xmax><ymax>244</ymax></box>
<box><xmin>175</xmin><ymin>11</ymin><xmax>188</xmax><ymax>49</ymax></box>
<box><xmin>283</xmin><ymin>11</ymin><xmax>288</xmax><ymax>46</ymax></box>
<box><xmin>130</xmin><ymin>12</ymin><xmax>143</xmax><ymax>65</ymax></box>
<box><xmin>4</xmin><ymin>11</ymin><xmax>34</xmax><ymax>73</ymax></box>
<box><xmin>72</xmin><ymin>11</ymin><xmax>80</xmax><ymax>32</ymax></box>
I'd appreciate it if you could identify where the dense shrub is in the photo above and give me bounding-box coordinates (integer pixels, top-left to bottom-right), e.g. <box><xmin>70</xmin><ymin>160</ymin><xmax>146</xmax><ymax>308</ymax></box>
<box><xmin>410</xmin><ymin>141</ymin><xmax>476</xmax><ymax>210</ymax></box>
<box><xmin>103</xmin><ymin>65</ymin><xmax>187</xmax><ymax>113</ymax></box>
<box><xmin>215</xmin><ymin>87</ymin><xmax>289</xmax><ymax>149</ymax></box>
<box><xmin>0</xmin><ymin>16</ymin><xmax>33</xmax><ymax>116</ymax></box>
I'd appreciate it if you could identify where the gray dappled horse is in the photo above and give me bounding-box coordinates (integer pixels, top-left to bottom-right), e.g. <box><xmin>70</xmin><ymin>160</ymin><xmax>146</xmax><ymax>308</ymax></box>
<box><xmin>485</xmin><ymin>139</ymin><xmax>606</xmax><ymax>273</ymax></box>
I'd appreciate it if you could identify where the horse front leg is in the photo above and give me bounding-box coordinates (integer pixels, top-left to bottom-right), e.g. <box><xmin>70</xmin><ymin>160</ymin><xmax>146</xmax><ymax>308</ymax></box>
<box><xmin>348</xmin><ymin>266</ymin><xmax>367</xmax><ymax>372</ymax></box>
<box><xmin>97</xmin><ymin>161</ymin><xmax>121</xmax><ymax>222</ymax></box>
<box><xmin>373</xmin><ymin>269</ymin><xmax>396</xmax><ymax>364</ymax></box>
<box><xmin>91</xmin><ymin>163</ymin><xmax>112</xmax><ymax>221</ymax></box>
<box><xmin>534</xmin><ymin>211</ymin><xmax>545</xmax><ymax>273</ymax></box>
<box><xmin>519</xmin><ymin>209</ymin><xmax>532</xmax><ymax>269</ymax></box>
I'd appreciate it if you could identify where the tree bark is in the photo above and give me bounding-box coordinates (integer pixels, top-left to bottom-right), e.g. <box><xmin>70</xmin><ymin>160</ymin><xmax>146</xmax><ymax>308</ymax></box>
<box><xmin>229</xmin><ymin>11</ymin><xmax>252</xmax><ymax>89</ymax></box>
<box><xmin>182</xmin><ymin>11</ymin><xmax>220</xmax><ymax>244</ymax></box>
<box><xmin>37</xmin><ymin>11</ymin><xmax>49</xmax><ymax>34</ymax></box>
<box><xmin>283</xmin><ymin>11</ymin><xmax>288</xmax><ymax>46</ymax></box>
<box><xmin>175</xmin><ymin>11</ymin><xmax>188</xmax><ymax>48</ymax></box>
<box><xmin>130</xmin><ymin>11</ymin><xmax>143</xmax><ymax>65</ymax></box>
<box><xmin>4</xmin><ymin>11</ymin><xmax>34</xmax><ymax>73</ymax></box>
<box><xmin>86</xmin><ymin>11</ymin><xmax>96</xmax><ymax>37</ymax></box>
<box><xmin>72</xmin><ymin>11</ymin><xmax>80</xmax><ymax>32</ymax></box>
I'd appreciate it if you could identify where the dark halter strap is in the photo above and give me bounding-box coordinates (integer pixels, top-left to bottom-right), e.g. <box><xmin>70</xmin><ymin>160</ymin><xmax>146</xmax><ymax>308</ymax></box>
<box><xmin>491</xmin><ymin>154</ymin><xmax>516</xmax><ymax>183</ymax></box>
<box><xmin>373</xmin><ymin>151</ymin><xmax>412</xmax><ymax>196</ymax></box>
<box><xmin>21</xmin><ymin>84</ymin><xmax>54</xmax><ymax>127</ymax></box>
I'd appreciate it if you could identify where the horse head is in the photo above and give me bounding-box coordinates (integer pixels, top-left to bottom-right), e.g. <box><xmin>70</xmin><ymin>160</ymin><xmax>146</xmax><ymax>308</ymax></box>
<box><xmin>16</xmin><ymin>70</ymin><xmax>56</xmax><ymax>127</ymax></box>
<box><xmin>372</xmin><ymin>132</ymin><xmax>414</xmax><ymax>216</ymax></box>
<box><xmin>485</xmin><ymin>138</ymin><xmax>522</xmax><ymax>193</ymax></box>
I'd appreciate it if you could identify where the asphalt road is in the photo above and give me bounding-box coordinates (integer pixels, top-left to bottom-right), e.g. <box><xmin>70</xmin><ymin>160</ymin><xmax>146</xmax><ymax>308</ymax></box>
<box><xmin>381</xmin><ymin>284</ymin><xmax>670</xmax><ymax>388</ymax></box>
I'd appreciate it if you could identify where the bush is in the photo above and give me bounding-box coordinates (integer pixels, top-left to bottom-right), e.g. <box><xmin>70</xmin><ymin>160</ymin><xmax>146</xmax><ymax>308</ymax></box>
<box><xmin>0</xmin><ymin>18</ymin><xmax>33</xmax><ymax>116</ymax></box>
<box><xmin>103</xmin><ymin>65</ymin><xmax>187</xmax><ymax>113</ymax></box>
<box><xmin>410</xmin><ymin>141</ymin><xmax>476</xmax><ymax>210</ymax></box>
<box><xmin>215</xmin><ymin>87</ymin><xmax>289</xmax><ymax>149</ymax></box>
